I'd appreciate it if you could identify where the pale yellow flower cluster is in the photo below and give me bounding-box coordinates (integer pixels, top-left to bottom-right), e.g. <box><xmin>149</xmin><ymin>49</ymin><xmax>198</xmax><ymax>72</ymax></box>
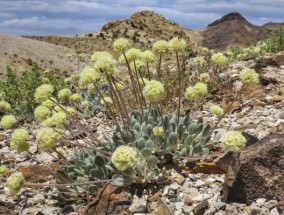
<box><xmin>36</xmin><ymin>127</ymin><xmax>60</xmax><ymax>151</ymax></box>
<box><xmin>142</xmin><ymin>80</ymin><xmax>164</xmax><ymax>102</ymax></box>
<box><xmin>153</xmin><ymin>126</ymin><xmax>164</xmax><ymax>136</ymax></box>
<box><xmin>100</xmin><ymin>96</ymin><xmax>113</xmax><ymax>106</ymax></box>
<box><xmin>34</xmin><ymin>84</ymin><xmax>54</xmax><ymax>103</ymax></box>
<box><xmin>210</xmin><ymin>104</ymin><xmax>223</xmax><ymax>117</ymax></box>
<box><xmin>6</xmin><ymin>172</ymin><xmax>24</xmax><ymax>194</ymax></box>
<box><xmin>113</xmin><ymin>38</ymin><xmax>129</xmax><ymax>52</ymax></box>
<box><xmin>199</xmin><ymin>73</ymin><xmax>210</xmax><ymax>83</ymax></box>
<box><xmin>222</xmin><ymin>131</ymin><xmax>246</xmax><ymax>152</ymax></box>
<box><xmin>10</xmin><ymin>128</ymin><xmax>30</xmax><ymax>153</ymax></box>
<box><xmin>111</xmin><ymin>145</ymin><xmax>138</xmax><ymax>171</ymax></box>
<box><xmin>185</xmin><ymin>82</ymin><xmax>208</xmax><ymax>101</ymax></box>
<box><xmin>168</xmin><ymin>37</ymin><xmax>186</xmax><ymax>52</ymax></box>
<box><xmin>80</xmin><ymin>66</ymin><xmax>98</xmax><ymax>85</ymax></box>
<box><xmin>239</xmin><ymin>68</ymin><xmax>259</xmax><ymax>85</ymax></box>
<box><xmin>58</xmin><ymin>88</ymin><xmax>72</xmax><ymax>101</ymax></box>
<box><xmin>0</xmin><ymin>101</ymin><xmax>11</xmax><ymax>111</ymax></box>
<box><xmin>152</xmin><ymin>40</ymin><xmax>169</xmax><ymax>54</ymax></box>
<box><xmin>34</xmin><ymin>105</ymin><xmax>51</xmax><ymax>122</ymax></box>
<box><xmin>211</xmin><ymin>52</ymin><xmax>228</xmax><ymax>66</ymax></box>
<box><xmin>0</xmin><ymin>115</ymin><xmax>17</xmax><ymax>129</ymax></box>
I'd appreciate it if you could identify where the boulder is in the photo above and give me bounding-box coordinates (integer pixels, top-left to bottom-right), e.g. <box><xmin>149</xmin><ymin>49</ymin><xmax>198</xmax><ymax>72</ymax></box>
<box><xmin>222</xmin><ymin>134</ymin><xmax>284</xmax><ymax>204</ymax></box>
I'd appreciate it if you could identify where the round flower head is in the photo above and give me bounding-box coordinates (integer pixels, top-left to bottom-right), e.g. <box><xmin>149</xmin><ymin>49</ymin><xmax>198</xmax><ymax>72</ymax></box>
<box><xmin>80</xmin><ymin>66</ymin><xmax>98</xmax><ymax>85</ymax></box>
<box><xmin>78</xmin><ymin>53</ymin><xmax>85</xmax><ymax>59</ymax></box>
<box><xmin>141</xmin><ymin>50</ymin><xmax>155</xmax><ymax>63</ymax></box>
<box><xmin>35</xmin><ymin>84</ymin><xmax>54</xmax><ymax>103</ymax></box>
<box><xmin>185</xmin><ymin>82</ymin><xmax>207</xmax><ymax>101</ymax></box>
<box><xmin>0</xmin><ymin>101</ymin><xmax>11</xmax><ymax>111</ymax></box>
<box><xmin>58</xmin><ymin>88</ymin><xmax>72</xmax><ymax>101</ymax></box>
<box><xmin>111</xmin><ymin>145</ymin><xmax>138</xmax><ymax>171</ymax></box>
<box><xmin>66</xmin><ymin>53</ymin><xmax>73</xmax><ymax>59</ymax></box>
<box><xmin>143</xmin><ymin>80</ymin><xmax>164</xmax><ymax>102</ymax></box>
<box><xmin>94</xmin><ymin>57</ymin><xmax>117</xmax><ymax>76</ymax></box>
<box><xmin>100</xmin><ymin>96</ymin><xmax>113</xmax><ymax>106</ymax></box>
<box><xmin>153</xmin><ymin>40</ymin><xmax>169</xmax><ymax>54</ymax></box>
<box><xmin>193</xmin><ymin>57</ymin><xmax>205</xmax><ymax>66</ymax></box>
<box><xmin>168</xmin><ymin>37</ymin><xmax>186</xmax><ymax>52</ymax></box>
<box><xmin>185</xmin><ymin>86</ymin><xmax>197</xmax><ymax>101</ymax></box>
<box><xmin>66</xmin><ymin>107</ymin><xmax>76</xmax><ymax>115</ymax></box>
<box><xmin>0</xmin><ymin>165</ymin><xmax>7</xmax><ymax>174</ymax></box>
<box><xmin>113</xmin><ymin>38</ymin><xmax>129</xmax><ymax>52</ymax></box>
<box><xmin>41</xmin><ymin>77</ymin><xmax>49</xmax><ymax>84</ymax></box>
<box><xmin>11</xmin><ymin>128</ymin><xmax>28</xmax><ymax>145</ymax></box>
<box><xmin>118</xmin><ymin>54</ymin><xmax>126</xmax><ymax>63</ymax></box>
<box><xmin>222</xmin><ymin>131</ymin><xmax>246</xmax><ymax>152</ymax></box>
<box><xmin>52</xmin><ymin>112</ymin><xmax>67</xmax><ymax>126</ymax></box>
<box><xmin>34</xmin><ymin>105</ymin><xmax>50</xmax><ymax>122</ymax></box>
<box><xmin>91</xmin><ymin>51</ymin><xmax>113</xmax><ymax>63</ymax></box>
<box><xmin>199</xmin><ymin>73</ymin><xmax>210</xmax><ymax>83</ymax></box>
<box><xmin>36</xmin><ymin>127</ymin><xmax>59</xmax><ymax>151</ymax></box>
<box><xmin>153</xmin><ymin>126</ymin><xmax>164</xmax><ymax>136</ymax></box>
<box><xmin>87</xmin><ymin>84</ymin><xmax>95</xmax><ymax>93</ymax></box>
<box><xmin>125</xmin><ymin>48</ymin><xmax>142</xmax><ymax>62</ymax></box>
<box><xmin>81</xmin><ymin>100</ymin><xmax>89</xmax><ymax>108</ymax></box>
<box><xmin>131</xmin><ymin>59</ymin><xmax>144</xmax><ymax>70</ymax></box>
<box><xmin>211</xmin><ymin>52</ymin><xmax>228</xmax><ymax>66</ymax></box>
<box><xmin>210</xmin><ymin>104</ymin><xmax>223</xmax><ymax>117</ymax></box>
<box><xmin>10</xmin><ymin>141</ymin><xmax>30</xmax><ymax>153</ymax></box>
<box><xmin>56</xmin><ymin>147</ymin><xmax>64</xmax><ymax>154</ymax></box>
<box><xmin>41</xmin><ymin>117</ymin><xmax>54</xmax><ymax>127</ymax></box>
<box><xmin>69</xmin><ymin>93</ymin><xmax>80</xmax><ymax>103</ymax></box>
<box><xmin>6</xmin><ymin>172</ymin><xmax>24</xmax><ymax>194</ymax></box>
<box><xmin>239</xmin><ymin>68</ymin><xmax>259</xmax><ymax>85</ymax></box>
<box><xmin>0</xmin><ymin>115</ymin><xmax>16</xmax><ymax>129</ymax></box>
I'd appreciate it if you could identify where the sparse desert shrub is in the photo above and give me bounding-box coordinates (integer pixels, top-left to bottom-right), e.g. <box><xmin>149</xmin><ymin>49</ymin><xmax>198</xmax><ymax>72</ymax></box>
<box><xmin>0</xmin><ymin>63</ymin><xmax>66</xmax><ymax>119</ymax></box>
<box><xmin>266</xmin><ymin>27</ymin><xmax>284</xmax><ymax>52</ymax></box>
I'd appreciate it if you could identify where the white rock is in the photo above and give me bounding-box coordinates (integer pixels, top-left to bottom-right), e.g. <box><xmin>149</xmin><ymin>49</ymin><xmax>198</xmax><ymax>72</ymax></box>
<box><xmin>270</xmin><ymin>207</ymin><xmax>280</xmax><ymax>215</ymax></box>
<box><xmin>192</xmin><ymin>194</ymin><xmax>212</xmax><ymax>202</ymax></box>
<box><xmin>193</xmin><ymin>180</ymin><xmax>205</xmax><ymax>188</ymax></box>
<box><xmin>129</xmin><ymin>195</ymin><xmax>147</xmax><ymax>213</ymax></box>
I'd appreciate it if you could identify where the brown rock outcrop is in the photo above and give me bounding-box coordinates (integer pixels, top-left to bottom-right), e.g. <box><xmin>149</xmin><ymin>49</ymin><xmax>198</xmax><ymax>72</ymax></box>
<box><xmin>222</xmin><ymin>134</ymin><xmax>284</xmax><ymax>204</ymax></box>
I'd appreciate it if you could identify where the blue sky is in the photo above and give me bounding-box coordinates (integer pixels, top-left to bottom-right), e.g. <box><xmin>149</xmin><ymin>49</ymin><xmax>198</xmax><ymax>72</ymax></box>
<box><xmin>0</xmin><ymin>0</ymin><xmax>283</xmax><ymax>36</ymax></box>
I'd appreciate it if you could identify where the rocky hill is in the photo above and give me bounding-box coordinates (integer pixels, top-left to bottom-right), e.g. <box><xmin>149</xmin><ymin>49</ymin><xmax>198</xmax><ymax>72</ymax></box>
<box><xmin>0</xmin><ymin>34</ymin><xmax>87</xmax><ymax>78</ymax></box>
<box><xmin>9</xmin><ymin>10</ymin><xmax>284</xmax><ymax>58</ymax></box>
<box><xmin>26</xmin><ymin>11</ymin><xmax>198</xmax><ymax>54</ymax></box>
<box><xmin>200</xmin><ymin>12</ymin><xmax>272</xmax><ymax>50</ymax></box>
<box><xmin>262</xmin><ymin>22</ymin><xmax>284</xmax><ymax>31</ymax></box>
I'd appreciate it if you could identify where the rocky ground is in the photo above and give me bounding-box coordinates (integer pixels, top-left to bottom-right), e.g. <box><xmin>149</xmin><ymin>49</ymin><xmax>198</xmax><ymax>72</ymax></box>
<box><xmin>1</xmin><ymin>53</ymin><xmax>284</xmax><ymax>215</ymax></box>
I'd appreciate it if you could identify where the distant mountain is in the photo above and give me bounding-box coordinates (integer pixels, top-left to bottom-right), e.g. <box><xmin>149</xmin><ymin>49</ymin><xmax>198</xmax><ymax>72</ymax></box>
<box><xmin>0</xmin><ymin>34</ymin><xmax>85</xmax><ymax>77</ymax></box>
<box><xmin>262</xmin><ymin>22</ymin><xmax>284</xmax><ymax>31</ymax></box>
<box><xmin>200</xmin><ymin>12</ymin><xmax>272</xmax><ymax>50</ymax></box>
<box><xmin>26</xmin><ymin>10</ymin><xmax>199</xmax><ymax>54</ymax></box>
<box><xmin>20</xmin><ymin>11</ymin><xmax>284</xmax><ymax>54</ymax></box>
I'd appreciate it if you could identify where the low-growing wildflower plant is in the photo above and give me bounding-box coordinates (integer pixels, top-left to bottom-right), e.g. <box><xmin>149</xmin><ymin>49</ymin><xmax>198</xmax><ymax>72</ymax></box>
<box><xmin>3</xmin><ymin>36</ymin><xmax>262</xmax><ymax>205</ymax></box>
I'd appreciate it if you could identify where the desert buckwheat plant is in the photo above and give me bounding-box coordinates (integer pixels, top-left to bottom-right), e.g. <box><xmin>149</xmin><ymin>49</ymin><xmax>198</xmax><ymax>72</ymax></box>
<box><xmin>3</xmin><ymin>36</ymin><xmax>260</xmax><ymax>206</ymax></box>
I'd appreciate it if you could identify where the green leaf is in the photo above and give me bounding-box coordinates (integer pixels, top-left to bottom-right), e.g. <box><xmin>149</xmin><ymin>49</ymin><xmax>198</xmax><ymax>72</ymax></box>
<box><xmin>185</xmin><ymin>135</ymin><xmax>195</xmax><ymax>146</ymax></box>
<box><xmin>177</xmin><ymin>124</ymin><xmax>186</xmax><ymax>140</ymax></box>
<box><xmin>133</xmin><ymin>122</ymin><xmax>141</xmax><ymax>132</ymax></box>
<box><xmin>95</xmin><ymin>154</ymin><xmax>105</xmax><ymax>167</ymax></box>
<box><xmin>111</xmin><ymin>174</ymin><xmax>125</xmax><ymax>187</ymax></box>
<box><xmin>145</xmin><ymin>139</ymin><xmax>154</xmax><ymax>148</ymax></box>
<box><xmin>147</xmin><ymin>155</ymin><xmax>158</xmax><ymax>169</ymax></box>
<box><xmin>141</xmin><ymin>148</ymin><xmax>152</xmax><ymax>158</ymax></box>
<box><xmin>169</xmin><ymin>132</ymin><xmax>178</xmax><ymax>145</ymax></box>
<box><xmin>122</xmin><ymin>167</ymin><xmax>134</xmax><ymax>177</ymax></box>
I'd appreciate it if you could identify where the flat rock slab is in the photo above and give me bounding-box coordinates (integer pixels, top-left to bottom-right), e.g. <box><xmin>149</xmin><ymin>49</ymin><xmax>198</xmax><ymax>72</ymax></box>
<box><xmin>222</xmin><ymin>134</ymin><xmax>284</xmax><ymax>204</ymax></box>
